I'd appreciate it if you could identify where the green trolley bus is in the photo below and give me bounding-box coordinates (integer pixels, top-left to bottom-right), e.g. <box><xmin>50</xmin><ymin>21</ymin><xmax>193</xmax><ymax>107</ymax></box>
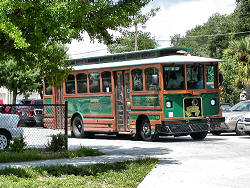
<box><xmin>43</xmin><ymin>47</ymin><xmax>225</xmax><ymax>141</ymax></box>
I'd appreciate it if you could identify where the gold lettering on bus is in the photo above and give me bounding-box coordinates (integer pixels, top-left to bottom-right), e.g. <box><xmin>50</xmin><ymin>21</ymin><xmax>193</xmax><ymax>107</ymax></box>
<box><xmin>90</xmin><ymin>99</ymin><xmax>99</xmax><ymax>103</ymax></box>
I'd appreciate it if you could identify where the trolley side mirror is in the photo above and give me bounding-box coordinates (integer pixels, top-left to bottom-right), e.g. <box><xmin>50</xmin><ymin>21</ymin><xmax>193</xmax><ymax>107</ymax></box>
<box><xmin>219</xmin><ymin>72</ymin><xmax>223</xmax><ymax>85</ymax></box>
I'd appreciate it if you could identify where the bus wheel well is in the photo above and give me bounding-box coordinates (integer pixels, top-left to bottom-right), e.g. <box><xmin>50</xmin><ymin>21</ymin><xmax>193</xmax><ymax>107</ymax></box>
<box><xmin>70</xmin><ymin>113</ymin><xmax>82</xmax><ymax>127</ymax></box>
<box><xmin>136</xmin><ymin>115</ymin><xmax>149</xmax><ymax>138</ymax></box>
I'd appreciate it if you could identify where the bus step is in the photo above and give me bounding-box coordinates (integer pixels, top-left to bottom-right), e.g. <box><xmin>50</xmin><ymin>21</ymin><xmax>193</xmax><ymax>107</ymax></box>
<box><xmin>118</xmin><ymin>131</ymin><xmax>131</xmax><ymax>135</ymax></box>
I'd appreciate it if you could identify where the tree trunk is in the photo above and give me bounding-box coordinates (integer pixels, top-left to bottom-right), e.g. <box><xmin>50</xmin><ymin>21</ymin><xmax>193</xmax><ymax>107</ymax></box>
<box><xmin>12</xmin><ymin>88</ymin><xmax>18</xmax><ymax>104</ymax></box>
<box><xmin>246</xmin><ymin>84</ymin><xmax>250</xmax><ymax>100</ymax></box>
<box><xmin>39</xmin><ymin>89</ymin><xmax>43</xmax><ymax>99</ymax></box>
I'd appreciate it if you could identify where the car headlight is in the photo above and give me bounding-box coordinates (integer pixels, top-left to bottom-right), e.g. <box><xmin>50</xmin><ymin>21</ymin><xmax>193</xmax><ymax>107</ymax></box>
<box><xmin>238</xmin><ymin>116</ymin><xmax>245</xmax><ymax>122</ymax></box>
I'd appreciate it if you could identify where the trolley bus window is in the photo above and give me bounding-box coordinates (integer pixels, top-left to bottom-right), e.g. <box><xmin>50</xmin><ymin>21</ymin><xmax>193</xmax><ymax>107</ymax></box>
<box><xmin>187</xmin><ymin>64</ymin><xmax>204</xmax><ymax>89</ymax></box>
<box><xmin>164</xmin><ymin>65</ymin><xmax>185</xmax><ymax>90</ymax></box>
<box><xmin>76</xmin><ymin>73</ymin><xmax>87</xmax><ymax>93</ymax></box>
<box><xmin>145</xmin><ymin>67</ymin><xmax>159</xmax><ymax>91</ymax></box>
<box><xmin>102</xmin><ymin>71</ymin><xmax>112</xmax><ymax>92</ymax></box>
<box><xmin>206</xmin><ymin>64</ymin><xmax>218</xmax><ymax>89</ymax></box>
<box><xmin>65</xmin><ymin>74</ymin><xmax>75</xmax><ymax>94</ymax></box>
<box><xmin>89</xmin><ymin>72</ymin><xmax>100</xmax><ymax>93</ymax></box>
<box><xmin>132</xmin><ymin>69</ymin><xmax>143</xmax><ymax>91</ymax></box>
<box><xmin>44</xmin><ymin>77</ymin><xmax>52</xmax><ymax>95</ymax></box>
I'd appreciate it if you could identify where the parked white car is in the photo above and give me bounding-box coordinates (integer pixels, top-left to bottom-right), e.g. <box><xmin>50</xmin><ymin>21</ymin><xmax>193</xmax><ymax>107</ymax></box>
<box><xmin>0</xmin><ymin>113</ymin><xmax>23</xmax><ymax>149</ymax></box>
<box><xmin>237</xmin><ymin>112</ymin><xmax>250</xmax><ymax>136</ymax></box>
<box><xmin>211</xmin><ymin>100</ymin><xmax>250</xmax><ymax>135</ymax></box>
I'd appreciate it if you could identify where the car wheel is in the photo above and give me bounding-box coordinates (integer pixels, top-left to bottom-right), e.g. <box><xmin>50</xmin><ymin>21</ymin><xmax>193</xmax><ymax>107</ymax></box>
<box><xmin>190</xmin><ymin>131</ymin><xmax>208</xmax><ymax>140</ymax></box>
<box><xmin>210</xmin><ymin>131</ymin><xmax>221</xmax><ymax>136</ymax></box>
<box><xmin>71</xmin><ymin>115</ymin><xmax>85</xmax><ymax>138</ymax></box>
<box><xmin>0</xmin><ymin>131</ymin><xmax>10</xmax><ymax>150</ymax></box>
<box><xmin>140</xmin><ymin>118</ymin><xmax>159</xmax><ymax>141</ymax></box>
<box><xmin>235</xmin><ymin>123</ymin><xmax>245</xmax><ymax>136</ymax></box>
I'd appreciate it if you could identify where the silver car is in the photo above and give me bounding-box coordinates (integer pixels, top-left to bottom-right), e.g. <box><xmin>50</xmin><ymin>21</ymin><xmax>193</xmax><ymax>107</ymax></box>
<box><xmin>0</xmin><ymin>113</ymin><xmax>23</xmax><ymax>149</ymax></box>
<box><xmin>237</xmin><ymin>112</ymin><xmax>250</xmax><ymax>136</ymax></box>
<box><xmin>211</xmin><ymin>100</ymin><xmax>250</xmax><ymax>135</ymax></box>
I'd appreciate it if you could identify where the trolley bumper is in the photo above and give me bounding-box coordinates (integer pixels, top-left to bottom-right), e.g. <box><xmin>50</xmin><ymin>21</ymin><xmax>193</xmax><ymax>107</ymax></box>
<box><xmin>157</xmin><ymin>117</ymin><xmax>225</xmax><ymax>135</ymax></box>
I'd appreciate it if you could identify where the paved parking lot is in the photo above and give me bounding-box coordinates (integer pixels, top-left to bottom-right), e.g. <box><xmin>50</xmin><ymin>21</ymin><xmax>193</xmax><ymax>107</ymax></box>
<box><xmin>13</xmin><ymin>128</ymin><xmax>250</xmax><ymax>188</ymax></box>
<box><xmin>68</xmin><ymin>134</ymin><xmax>250</xmax><ymax>188</ymax></box>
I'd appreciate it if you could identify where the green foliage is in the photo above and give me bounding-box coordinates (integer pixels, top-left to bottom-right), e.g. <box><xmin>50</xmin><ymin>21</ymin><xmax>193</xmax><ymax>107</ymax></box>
<box><xmin>9</xmin><ymin>136</ymin><xmax>26</xmax><ymax>152</ymax></box>
<box><xmin>48</xmin><ymin>134</ymin><xmax>68</xmax><ymax>152</ymax></box>
<box><xmin>0</xmin><ymin>0</ymin><xmax>150</xmax><ymax>58</ymax></box>
<box><xmin>0</xmin><ymin>0</ymin><xmax>150</xmax><ymax>87</ymax></box>
<box><xmin>108</xmin><ymin>6</ymin><xmax>159</xmax><ymax>53</ymax></box>
<box><xmin>222</xmin><ymin>37</ymin><xmax>250</xmax><ymax>88</ymax></box>
<box><xmin>0</xmin><ymin>147</ymin><xmax>104</xmax><ymax>163</ymax></box>
<box><xmin>220</xmin><ymin>36</ymin><xmax>250</xmax><ymax>103</ymax></box>
<box><xmin>108</xmin><ymin>31</ymin><xmax>158</xmax><ymax>53</ymax></box>
<box><xmin>171</xmin><ymin>13</ymin><xmax>234</xmax><ymax>59</ymax></box>
<box><xmin>170</xmin><ymin>1</ymin><xmax>249</xmax><ymax>103</ymax></box>
<box><xmin>233</xmin><ymin>0</ymin><xmax>250</xmax><ymax>34</ymax></box>
<box><xmin>0</xmin><ymin>158</ymin><xmax>158</xmax><ymax>188</ymax></box>
<box><xmin>0</xmin><ymin>58</ymin><xmax>43</xmax><ymax>103</ymax></box>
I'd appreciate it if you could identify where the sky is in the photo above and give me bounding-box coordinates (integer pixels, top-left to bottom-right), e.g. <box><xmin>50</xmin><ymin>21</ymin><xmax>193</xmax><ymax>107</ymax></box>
<box><xmin>66</xmin><ymin>0</ymin><xmax>237</xmax><ymax>59</ymax></box>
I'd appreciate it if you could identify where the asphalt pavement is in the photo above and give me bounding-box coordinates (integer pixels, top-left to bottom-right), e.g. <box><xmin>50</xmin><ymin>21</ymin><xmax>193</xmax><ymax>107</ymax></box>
<box><xmin>1</xmin><ymin>134</ymin><xmax>250</xmax><ymax>188</ymax></box>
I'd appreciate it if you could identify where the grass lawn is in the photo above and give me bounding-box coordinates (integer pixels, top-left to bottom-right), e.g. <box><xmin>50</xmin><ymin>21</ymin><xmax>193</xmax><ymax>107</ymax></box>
<box><xmin>0</xmin><ymin>158</ymin><xmax>158</xmax><ymax>188</ymax></box>
<box><xmin>0</xmin><ymin>147</ymin><xmax>104</xmax><ymax>163</ymax></box>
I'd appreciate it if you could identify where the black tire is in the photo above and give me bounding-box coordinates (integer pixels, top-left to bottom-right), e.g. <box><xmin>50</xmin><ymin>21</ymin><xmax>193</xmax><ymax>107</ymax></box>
<box><xmin>211</xmin><ymin>131</ymin><xmax>221</xmax><ymax>136</ymax></box>
<box><xmin>190</xmin><ymin>131</ymin><xmax>207</xmax><ymax>140</ymax></box>
<box><xmin>140</xmin><ymin>118</ymin><xmax>159</xmax><ymax>141</ymax></box>
<box><xmin>235</xmin><ymin>123</ymin><xmax>245</xmax><ymax>136</ymax></box>
<box><xmin>71</xmin><ymin>115</ymin><xmax>85</xmax><ymax>138</ymax></box>
<box><xmin>0</xmin><ymin>131</ymin><xmax>10</xmax><ymax>150</ymax></box>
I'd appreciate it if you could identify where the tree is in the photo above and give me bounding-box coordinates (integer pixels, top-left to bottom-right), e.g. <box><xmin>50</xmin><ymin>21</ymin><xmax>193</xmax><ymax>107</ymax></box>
<box><xmin>0</xmin><ymin>0</ymin><xmax>150</xmax><ymax>84</ymax></box>
<box><xmin>170</xmin><ymin>13</ymin><xmax>235</xmax><ymax>59</ymax></box>
<box><xmin>108</xmin><ymin>31</ymin><xmax>158</xmax><ymax>53</ymax></box>
<box><xmin>221</xmin><ymin>36</ymin><xmax>250</xmax><ymax>102</ymax></box>
<box><xmin>0</xmin><ymin>59</ymin><xmax>42</xmax><ymax>104</ymax></box>
<box><xmin>107</xmin><ymin>7</ymin><xmax>159</xmax><ymax>53</ymax></box>
<box><xmin>0</xmin><ymin>42</ymin><xmax>69</xmax><ymax>103</ymax></box>
<box><xmin>233</xmin><ymin>0</ymin><xmax>250</xmax><ymax>34</ymax></box>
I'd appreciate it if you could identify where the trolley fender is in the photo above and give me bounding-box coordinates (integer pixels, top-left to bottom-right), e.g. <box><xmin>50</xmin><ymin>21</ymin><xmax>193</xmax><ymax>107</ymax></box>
<box><xmin>70</xmin><ymin>112</ymin><xmax>84</xmax><ymax>125</ymax></box>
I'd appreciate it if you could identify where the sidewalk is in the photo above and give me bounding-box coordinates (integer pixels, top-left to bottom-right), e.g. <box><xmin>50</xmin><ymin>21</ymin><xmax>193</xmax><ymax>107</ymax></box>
<box><xmin>0</xmin><ymin>153</ymin><xmax>148</xmax><ymax>170</ymax></box>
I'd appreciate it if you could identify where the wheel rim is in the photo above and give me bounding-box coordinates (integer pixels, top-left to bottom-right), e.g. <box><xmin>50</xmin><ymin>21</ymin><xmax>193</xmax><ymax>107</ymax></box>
<box><xmin>0</xmin><ymin>135</ymin><xmax>8</xmax><ymax>150</ymax></box>
<box><xmin>141</xmin><ymin>122</ymin><xmax>151</xmax><ymax>138</ymax></box>
<box><xmin>73</xmin><ymin>117</ymin><xmax>83</xmax><ymax>135</ymax></box>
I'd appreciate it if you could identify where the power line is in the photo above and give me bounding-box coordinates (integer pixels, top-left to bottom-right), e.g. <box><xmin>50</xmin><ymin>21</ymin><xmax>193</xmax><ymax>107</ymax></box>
<box><xmin>68</xmin><ymin>31</ymin><xmax>250</xmax><ymax>56</ymax></box>
<box><xmin>69</xmin><ymin>48</ymin><xmax>108</xmax><ymax>56</ymax></box>
<box><xmin>157</xmin><ymin>31</ymin><xmax>250</xmax><ymax>41</ymax></box>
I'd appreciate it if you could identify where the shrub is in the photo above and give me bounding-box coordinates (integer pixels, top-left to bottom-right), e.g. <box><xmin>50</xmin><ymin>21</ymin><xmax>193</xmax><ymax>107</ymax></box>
<box><xmin>48</xmin><ymin>134</ymin><xmax>68</xmax><ymax>152</ymax></box>
<box><xmin>10</xmin><ymin>136</ymin><xmax>26</xmax><ymax>152</ymax></box>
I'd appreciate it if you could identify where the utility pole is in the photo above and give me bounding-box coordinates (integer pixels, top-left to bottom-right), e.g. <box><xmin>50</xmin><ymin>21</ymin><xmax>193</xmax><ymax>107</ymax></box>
<box><xmin>134</xmin><ymin>23</ymin><xmax>138</xmax><ymax>51</ymax></box>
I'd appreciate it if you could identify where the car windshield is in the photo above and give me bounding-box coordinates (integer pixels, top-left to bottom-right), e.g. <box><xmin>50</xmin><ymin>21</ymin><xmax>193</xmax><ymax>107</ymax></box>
<box><xmin>34</xmin><ymin>101</ymin><xmax>43</xmax><ymax>105</ymax></box>
<box><xmin>230</xmin><ymin>101</ymin><xmax>250</xmax><ymax>112</ymax></box>
<box><xmin>221</xmin><ymin>104</ymin><xmax>232</xmax><ymax>111</ymax></box>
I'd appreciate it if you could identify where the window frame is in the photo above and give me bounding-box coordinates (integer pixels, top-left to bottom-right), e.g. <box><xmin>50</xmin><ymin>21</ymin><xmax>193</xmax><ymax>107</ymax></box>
<box><xmin>76</xmin><ymin>73</ymin><xmax>87</xmax><ymax>94</ymax></box>
<box><xmin>65</xmin><ymin>74</ymin><xmax>76</xmax><ymax>94</ymax></box>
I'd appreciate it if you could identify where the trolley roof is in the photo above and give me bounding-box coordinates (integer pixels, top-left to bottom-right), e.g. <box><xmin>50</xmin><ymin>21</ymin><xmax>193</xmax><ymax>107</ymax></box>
<box><xmin>73</xmin><ymin>54</ymin><xmax>224</xmax><ymax>71</ymax></box>
<box><xmin>69</xmin><ymin>47</ymin><xmax>191</xmax><ymax>66</ymax></box>
<box><xmin>68</xmin><ymin>47</ymin><xmax>224</xmax><ymax>71</ymax></box>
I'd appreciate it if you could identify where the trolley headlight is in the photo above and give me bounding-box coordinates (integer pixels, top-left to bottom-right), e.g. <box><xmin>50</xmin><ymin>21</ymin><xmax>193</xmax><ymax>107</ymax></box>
<box><xmin>166</xmin><ymin>100</ymin><xmax>172</xmax><ymax>108</ymax></box>
<box><xmin>211</xmin><ymin>99</ymin><xmax>216</xmax><ymax>106</ymax></box>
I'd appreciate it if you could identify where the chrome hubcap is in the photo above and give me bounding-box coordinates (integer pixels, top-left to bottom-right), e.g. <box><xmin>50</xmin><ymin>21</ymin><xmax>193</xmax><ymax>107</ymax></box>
<box><xmin>0</xmin><ymin>135</ymin><xmax>8</xmax><ymax>149</ymax></box>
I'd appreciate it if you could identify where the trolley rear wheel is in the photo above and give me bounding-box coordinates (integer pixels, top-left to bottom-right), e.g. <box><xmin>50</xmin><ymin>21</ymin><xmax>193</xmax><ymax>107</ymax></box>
<box><xmin>71</xmin><ymin>115</ymin><xmax>85</xmax><ymax>138</ymax></box>
<box><xmin>140</xmin><ymin>118</ymin><xmax>159</xmax><ymax>142</ymax></box>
